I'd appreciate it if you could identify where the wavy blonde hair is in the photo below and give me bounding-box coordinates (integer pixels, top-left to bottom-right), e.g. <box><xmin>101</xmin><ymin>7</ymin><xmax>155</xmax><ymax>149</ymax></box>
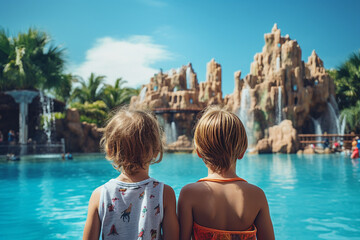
<box><xmin>194</xmin><ymin>105</ymin><xmax>248</xmax><ymax>173</ymax></box>
<box><xmin>101</xmin><ymin>107</ymin><xmax>164</xmax><ymax>174</ymax></box>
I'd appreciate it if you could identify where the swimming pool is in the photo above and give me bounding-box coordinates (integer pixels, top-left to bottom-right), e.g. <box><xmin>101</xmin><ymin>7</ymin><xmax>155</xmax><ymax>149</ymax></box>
<box><xmin>0</xmin><ymin>153</ymin><xmax>359</xmax><ymax>239</ymax></box>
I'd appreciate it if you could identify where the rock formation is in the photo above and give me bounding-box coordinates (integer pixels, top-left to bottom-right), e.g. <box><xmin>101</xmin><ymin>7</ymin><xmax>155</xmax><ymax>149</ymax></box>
<box><xmin>130</xmin><ymin>60</ymin><xmax>223</xmax><ymax>146</ymax></box>
<box><xmin>130</xmin><ymin>24</ymin><xmax>338</xmax><ymax>153</ymax></box>
<box><xmin>166</xmin><ymin>135</ymin><xmax>193</xmax><ymax>153</ymax></box>
<box><xmin>225</xmin><ymin>24</ymin><xmax>337</xmax><ymax>148</ymax></box>
<box><xmin>256</xmin><ymin>120</ymin><xmax>299</xmax><ymax>153</ymax></box>
<box><xmin>56</xmin><ymin>108</ymin><xmax>103</xmax><ymax>153</ymax></box>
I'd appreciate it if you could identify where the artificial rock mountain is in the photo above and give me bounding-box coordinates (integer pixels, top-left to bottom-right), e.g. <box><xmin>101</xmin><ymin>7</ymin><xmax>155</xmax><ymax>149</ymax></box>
<box><xmin>130</xmin><ymin>24</ymin><xmax>337</xmax><ymax>153</ymax></box>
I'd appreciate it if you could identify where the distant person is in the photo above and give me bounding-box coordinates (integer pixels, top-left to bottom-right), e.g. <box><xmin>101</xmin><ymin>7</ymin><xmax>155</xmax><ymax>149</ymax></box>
<box><xmin>352</xmin><ymin>138</ymin><xmax>357</xmax><ymax>150</ymax></box>
<box><xmin>8</xmin><ymin>130</ymin><xmax>15</xmax><ymax>144</ymax></box>
<box><xmin>65</xmin><ymin>152</ymin><xmax>73</xmax><ymax>160</ymax></box>
<box><xmin>351</xmin><ymin>147</ymin><xmax>359</xmax><ymax>159</ymax></box>
<box><xmin>356</xmin><ymin>136</ymin><xmax>360</xmax><ymax>149</ymax></box>
<box><xmin>333</xmin><ymin>141</ymin><xmax>340</xmax><ymax>152</ymax></box>
<box><xmin>323</xmin><ymin>138</ymin><xmax>330</xmax><ymax>149</ymax></box>
<box><xmin>178</xmin><ymin>106</ymin><xmax>275</xmax><ymax>240</ymax></box>
<box><xmin>0</xmin><ymin>131</ymin><xmax>3</xmax><ymax>143</ymax></box>
<box><xmin>83</xmin><ymin>108</ymin><xmax>179</xmax><ymax>240</ymax></box>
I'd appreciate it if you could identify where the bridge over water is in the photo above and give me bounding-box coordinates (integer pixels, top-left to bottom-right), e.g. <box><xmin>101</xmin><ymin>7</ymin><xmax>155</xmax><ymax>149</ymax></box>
<box><xmin>153</xmin><ymin>107</ymin><xmax>203</xmax><ymax>114</ymax></box>
<box><xmin>298</xmin><ymin>133</ymin><xmax>359</xmax><ymax>149</ymax></box>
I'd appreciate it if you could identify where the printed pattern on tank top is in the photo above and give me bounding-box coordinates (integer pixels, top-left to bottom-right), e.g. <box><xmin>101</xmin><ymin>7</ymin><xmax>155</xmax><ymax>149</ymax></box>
<box><xmin>98</xmin><ymin>178</ymin><xmax>164</xmax><ymax>240</ymax></box>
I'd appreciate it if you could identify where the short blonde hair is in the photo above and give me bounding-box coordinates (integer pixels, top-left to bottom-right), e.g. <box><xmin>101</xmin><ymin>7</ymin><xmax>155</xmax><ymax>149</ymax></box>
<box><xmin>101</xmin><ymin>107</ymin><xmax>164</xmax><ymax>174</ymax></box>
<box><xmin>194</xmin><ymin>105</ymin><xmax>248</xmax><ymax>173</ymax></box>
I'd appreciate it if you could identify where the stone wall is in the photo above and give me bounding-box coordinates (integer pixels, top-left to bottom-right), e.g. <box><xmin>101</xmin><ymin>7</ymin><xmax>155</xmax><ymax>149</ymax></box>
<box><xmin>56</xmin><ymin>108</ymin><xmax>103</xmax><ymax>153</ymax></box>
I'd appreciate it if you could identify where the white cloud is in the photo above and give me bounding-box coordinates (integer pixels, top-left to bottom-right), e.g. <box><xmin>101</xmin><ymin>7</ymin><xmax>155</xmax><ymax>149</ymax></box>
<box><xmin>73</xmin><ymin>35</ymin><xmax>172</xmax><ymax>88</ymax></box>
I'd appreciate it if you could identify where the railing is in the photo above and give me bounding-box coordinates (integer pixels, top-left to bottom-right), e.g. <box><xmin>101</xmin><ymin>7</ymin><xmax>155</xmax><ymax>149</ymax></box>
<box><xmin>153</xmin><ymin>107</ymin><xmax>203</xmax><ymax>114</ymax></box>
<box><xmin>298</xmin><ymin>134</ymin><xmax>359</xmax><ymax>149</ymax></box>
<box><xmin>0</xmin><ymin>140</ymin><xmax>65</xmax><ymax>156</ymax></box>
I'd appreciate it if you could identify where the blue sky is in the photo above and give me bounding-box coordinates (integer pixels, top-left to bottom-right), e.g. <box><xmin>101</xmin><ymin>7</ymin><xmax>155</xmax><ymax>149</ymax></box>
<box><xmin>1</xmin><ymin>0</ymin><xmax>359</xmax><ymax>94</ymax></box>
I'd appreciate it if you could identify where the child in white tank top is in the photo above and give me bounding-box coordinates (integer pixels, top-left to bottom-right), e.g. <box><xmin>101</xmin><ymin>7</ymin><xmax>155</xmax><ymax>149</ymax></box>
<box><xmin>83</xmin><ymin>108</ymin><xmax>179</xmax><ymax>240</ymax></box>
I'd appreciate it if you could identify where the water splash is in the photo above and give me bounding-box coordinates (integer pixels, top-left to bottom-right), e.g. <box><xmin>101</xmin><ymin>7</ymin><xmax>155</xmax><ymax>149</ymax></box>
<box><xmin>39</xmin><ymin>91</ymin><xmax>54</xmax><ymax>144</ymax></box>
<box><xmin>326</xmin><ymin>102</ymin><xmax>340</xmax><ymax>134</ymax></box>
<box><xmin>164</xmin><ymin>121</ymin><xmax>177</xmax><ymax>144</ymax></box>
<box><xmin>311</xmin><ymin>117</ymin><xmax>322</xmax><ymax>146</ymax></box>
<box><xmin>340</xmin><ymin>115</ymin><xmax>347</xmax><ymax>135</ymax></box>
<box><xmin>139</xmin><ymin>87</ymin><xmax>147</xmax><ymax>102</ymax></box>
<box><xmin>276</xmin><ymin>86</ymin><xmax>282</xmax><ymax>125</ymax></box>
<box><xmin>239</xmin><ymin>86</ymin><xmax>255</xmax><ymax>146</ymax></box>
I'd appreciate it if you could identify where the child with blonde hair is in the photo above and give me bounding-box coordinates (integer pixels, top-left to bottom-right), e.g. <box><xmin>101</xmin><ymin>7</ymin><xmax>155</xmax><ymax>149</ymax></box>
<box><xmin>178</xmin><ymin>106</ymin><xmax>275</xmax><ymax>240</ymax></box>
<box><xmin>83</xmin><ymin>108</ymin><xmax>179</xmax><ymax>240</ymax></box>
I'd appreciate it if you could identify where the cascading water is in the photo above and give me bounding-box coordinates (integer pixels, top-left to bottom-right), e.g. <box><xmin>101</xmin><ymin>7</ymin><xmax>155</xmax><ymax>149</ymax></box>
<box><xmin>164</xmin><ymin>121</ymin><xmax>177</xmax><ymax>144</ymax></box>
<box><xmin>311</xmin><ymin>117</ymin><xmax>322</xmax><ymax>146</ymax></box>
<box><xmin>171</xmin><ymin>121</ymin><xmax>177</xmax><ymax>142</ymax></box>
<box><xmin>239</xmin><ymin>86</ymin><xmax>255</xmax><ymax>147</ymax></box>
<box><xmin>39</xmin><ymin>91</ymin><xmax>54</xmax><ymax>144</ymax></box>
<box><xmin>139</xmin><ymin>87</ymin><xmax>147</xmax><ymax>102</ymax></box>
<box><xmin>186</xmin><ymin>66</ymin><xmax>191</xmax><ymax>89</ymax></box>
<box><xmin>276</xmin><ymin>86</ymin><xmax>282</xmax><ymax>125</ymax></box>
<box><xmin>340</xmin><ymin>115</ymin><xmax>347</xmax><ymax>135</ymax></box>
<box><xmin>326</xmin><ymin>102</ymin><xmax>340</xmax><ymax>134</ymax></box>
<box><xmin>276</xmin><ymin>57</ymin><xmax>280</xmax><ymax>71</ymax></box>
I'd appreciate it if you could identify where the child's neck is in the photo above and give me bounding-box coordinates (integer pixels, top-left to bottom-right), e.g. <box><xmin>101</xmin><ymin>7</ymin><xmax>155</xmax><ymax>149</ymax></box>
<box><xmin>117</xmin><ymin>169</ymin><xmax>150</xmax><ymax>183</ymax></box>
<box><xmin>207</xmin><ymin>164</ymin><xmax>238</xmax><ymax>179</ymax></box>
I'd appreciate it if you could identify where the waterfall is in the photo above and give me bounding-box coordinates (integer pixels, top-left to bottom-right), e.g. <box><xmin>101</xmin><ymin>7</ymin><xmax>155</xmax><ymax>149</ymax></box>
<box><xmin>164</xmin><ymin>121</ymin><xmax>177</xmax><ymax>144</ymax></box>
<box><xmin>326</xmin><ymin>102</ymin><xmax>340</xmax><ymax>134</ymax></box>
<box><xmin>340</xmin><ymin>115</ymin><xmax>346</xmax><ymax>135</ymax></box>
<box><xmin>276</xmin><ymin>56</ymin><xmax>280</xmax><ymax>71</ymax></box>
<box><xmin>139</xmin><ymin>87</ymin><xmax>147</xmax><ymax>102</ymax></box>
<box><xmin>171</xmin><ymin>121</ymin><xmax>177</xmax><ymax>142</ymax></box>
<box><xmin>238</xmin><ymin>86</ymin><xmax>255</xmax><ymax>146</ymax></box>
<box><xmin>186</xmin><ymin>66</ymin><xmax>191</xmax><ymax>89</ymax></box>
<box><xmin>276</xmin><ymin>86</ymin><xmax>282</xmax><ymax>125</ymax></box>
<box><xmin>311</xmin><ymin>117</ymin><xmax>322</xmax><ymax>146</ymax></box>
<box><xmin>39</xmin><ymin>91</ymin><xmax>54</xmax><ymax>144</ymax></box>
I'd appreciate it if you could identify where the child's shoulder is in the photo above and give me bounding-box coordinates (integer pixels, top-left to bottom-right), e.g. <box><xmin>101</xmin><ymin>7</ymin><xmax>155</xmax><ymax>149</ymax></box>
<box><xmin>179</xmin><ymin>182</ymin><xmax>208</xmax><ymax>198</ymax></box>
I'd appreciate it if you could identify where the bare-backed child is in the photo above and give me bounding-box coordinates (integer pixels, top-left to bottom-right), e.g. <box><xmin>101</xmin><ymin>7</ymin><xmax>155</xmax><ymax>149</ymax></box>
<box><xmin>83</xmin><ymin>108</ymin><xmax>179</xmax><ymax>240</ymax></box>
<box><xmin>178</xmin><ymin>106</ymin><xmax>275</xmax><ymax>240</ymax></box>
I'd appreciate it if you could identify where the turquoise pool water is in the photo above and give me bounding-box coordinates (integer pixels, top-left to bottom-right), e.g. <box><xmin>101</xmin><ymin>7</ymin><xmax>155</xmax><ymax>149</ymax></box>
<box><xmin>0</xmin><ymin>153</ymin><xmax>359</xmax><ymax>239</ymax></box>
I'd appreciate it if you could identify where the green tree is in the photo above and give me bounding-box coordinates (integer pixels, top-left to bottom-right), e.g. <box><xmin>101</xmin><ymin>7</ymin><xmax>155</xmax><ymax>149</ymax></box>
<box><xmin>71</xmin><ymin>73</ymin><xmax>105</xmax><ymax>103</ymax></box>
<box><xmin>102</xmin><ymin>78</ymin><xmax>139</xmax><ymax>110</ymax></box>
<box><xmin>0</xmin><ymin>28</ymin><xmax>66</xmax><ymax>91</ymax></box>
<box><xmin>340</xmin><ymin>100</ymin><xmax>360</xmax><ymax>133</ymax></box>
<box><xmin>51</xmin><ymin>73</ymin><xmax>77</xmax><ymax>104</ymax></box>
<box><xmin>70</xmin><ymin>100</ymin><xmax>108</xmax><ymax>127</ymax></box>
<box><xmin>329</xmin><ymin>50</ymin><xmax>360</xmax><ymax>110</ymax></box>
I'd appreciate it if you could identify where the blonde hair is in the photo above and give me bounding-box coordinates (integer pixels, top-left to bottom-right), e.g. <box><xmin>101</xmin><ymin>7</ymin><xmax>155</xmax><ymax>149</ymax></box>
<box><xmin>101</xmin><ymin>107</ymin><xmax>164</xmax><ymax>174</ymax></box>
<box><xmin>194</xmin><ymin>105</ymin><xmax>248</xmax><ymax>173</ymax></box>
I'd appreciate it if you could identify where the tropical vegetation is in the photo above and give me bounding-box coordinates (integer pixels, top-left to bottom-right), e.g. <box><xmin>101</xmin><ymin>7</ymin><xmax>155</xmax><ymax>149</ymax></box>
<box><xmin>329</xmin><ymin>50</ymin><xmax>360</xmax><ymax>133</ymax></box>
<box><xmin>0</xmin><ymin>27</ymin><xmax>139</xmax><ymax>127</ymax></box>
<box><xmin>0</xmin><ymin>28</ymin><xmax>68</xmax><ymax>92</ymax></box>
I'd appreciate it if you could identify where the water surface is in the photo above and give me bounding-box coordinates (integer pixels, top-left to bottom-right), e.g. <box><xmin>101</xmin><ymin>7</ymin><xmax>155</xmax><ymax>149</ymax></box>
<box><xmin>0</xmin><ymin>153</ymin><xmax>359</xmax><ymax>239</ymax></box>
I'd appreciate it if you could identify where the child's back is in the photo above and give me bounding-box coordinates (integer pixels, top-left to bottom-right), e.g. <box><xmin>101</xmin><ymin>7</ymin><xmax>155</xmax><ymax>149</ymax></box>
<box><xmin>83</xmin><ymin>108</ymin><xmax>179</xmax><ymax>240</ymax></box>
<box><xmin>178</xmin><ymin>106</ymin><xmax>274</xmax><ymax>240</ymax></box>
<box><xmin>99</xmin><ymin>178</ymin><xmax>164</xmax><ymax>239</ymax></box>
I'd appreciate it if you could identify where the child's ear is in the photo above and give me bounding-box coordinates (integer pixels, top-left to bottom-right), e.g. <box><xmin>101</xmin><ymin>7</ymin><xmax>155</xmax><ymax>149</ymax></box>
<box><xmin>196</xmin><ymin>149</ymin><xmax>202</xmax><ymax>158</ymax></box>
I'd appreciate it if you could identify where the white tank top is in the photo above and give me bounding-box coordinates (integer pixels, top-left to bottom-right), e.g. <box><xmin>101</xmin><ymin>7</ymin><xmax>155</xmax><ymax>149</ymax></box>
<box><xmin>98</xmin><ymin>178</ymin><xmax>164</xmax><ymax>240</ymax></box>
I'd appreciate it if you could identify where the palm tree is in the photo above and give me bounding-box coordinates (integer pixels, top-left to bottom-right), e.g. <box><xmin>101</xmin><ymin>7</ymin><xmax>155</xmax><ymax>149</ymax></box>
<box><xmin>102</xmin><ymin>78</ymin><xmax>139</xmax><ymax>110</ymax></box>
<box><xmin>332</xmin><ymin>50</ymin><xmax>360</xmax><ymax>110</ymax></box>
<box><xmin>0</xmin><ymin>28</ymin><xmax>66</xmax><ymax>91</ymax></box>
<box><xmin>51</xmin><ymin>73</ymin><xmax>77</xmax><ymax>103</ymax></box>
<box><xmin>340</xmin><ymin>100</ymin><xmax>360</xmax><ymax>133</ymax></box>
<box><xmin>71</xmin><ymin>73</ymin><xmax>106</xmax><ymax>103</ymax></box>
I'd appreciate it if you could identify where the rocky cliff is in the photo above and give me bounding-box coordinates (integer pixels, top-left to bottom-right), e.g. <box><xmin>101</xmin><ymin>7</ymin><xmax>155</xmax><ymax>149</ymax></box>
<box><xmin>224</xmin><ymin>24</ymin><xmax>337</xmax><ymax>151</ymax></box>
